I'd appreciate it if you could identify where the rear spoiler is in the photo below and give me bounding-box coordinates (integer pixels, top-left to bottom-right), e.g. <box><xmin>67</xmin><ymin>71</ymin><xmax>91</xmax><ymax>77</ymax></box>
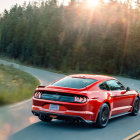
<box><xmin>37</xmin><ymin>85</ymin><xmax>46</xmax><ymax>88</ymax></box>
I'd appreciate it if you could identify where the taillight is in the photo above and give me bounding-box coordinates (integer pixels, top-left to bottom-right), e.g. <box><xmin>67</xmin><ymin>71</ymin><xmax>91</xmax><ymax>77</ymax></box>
<box><xmin>34</xmin><ymin>92</ymin><xmax>42</xmax><ymax>99</ymax></box>
<box><xmin>74</xmin><ymin>96</ymin><xmax>87</xmax><ymax>103</ymax></box>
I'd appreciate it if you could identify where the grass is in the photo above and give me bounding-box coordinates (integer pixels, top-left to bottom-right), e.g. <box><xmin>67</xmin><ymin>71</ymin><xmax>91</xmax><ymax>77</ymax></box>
<box><xmin>0</xmin><ymin>55</ymin><xmax>102</xmax><ymax>76</ymax></box>
<box><xmin>0</xmin><ymin>55</ymin><xmax>139</xmax><ymax>80</ymax></box>
<box><xmin>0</xmin><ymin>64</ymin><xmax>39</xmax><ymax>106</ymax></box>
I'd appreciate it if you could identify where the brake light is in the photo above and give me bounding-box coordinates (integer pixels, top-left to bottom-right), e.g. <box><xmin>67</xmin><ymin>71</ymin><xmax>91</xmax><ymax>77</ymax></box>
<box><xmin>34</xmin><ymin>92</ymin><xmax>42</xmax><ymax>99</ymax></box>
<box><xmin>34</xmin><ymin>92</ymin><xmax>38</xmax><ymax>98</ymax></box>
<box><xmin>74</xmin><ymin>96</ymin><xmax>87</xmax><ymax>103</ymax></box>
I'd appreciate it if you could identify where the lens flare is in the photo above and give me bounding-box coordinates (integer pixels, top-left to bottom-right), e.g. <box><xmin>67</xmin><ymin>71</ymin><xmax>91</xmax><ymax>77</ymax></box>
<box><xmin>86</xmin><ymin>0</ymin><xmax>99</xmax><ymax>8</ymax></box>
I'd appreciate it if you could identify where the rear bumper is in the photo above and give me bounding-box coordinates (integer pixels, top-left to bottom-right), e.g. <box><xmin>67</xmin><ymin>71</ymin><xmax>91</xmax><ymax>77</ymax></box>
<box><xmin>32</xmin><ymin>105</ymin><xmax>95</xmax><ymax>123</ymax></box>
<box><xmin>32</xmin><ymin>110</ymin><xmax>94</xmax><ymax>123</ymax></box>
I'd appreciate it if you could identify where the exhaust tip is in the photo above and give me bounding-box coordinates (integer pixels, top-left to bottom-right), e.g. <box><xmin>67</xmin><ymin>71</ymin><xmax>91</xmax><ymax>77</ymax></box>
<box><xmin>32</xmin><ymin>111</ymin><xmax>39</xmax><ymax>116</ymax></box>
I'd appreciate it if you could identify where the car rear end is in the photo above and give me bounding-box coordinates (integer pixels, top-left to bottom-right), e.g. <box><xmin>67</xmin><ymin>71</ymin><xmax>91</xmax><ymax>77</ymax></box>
<box><xmin>32</xmin><ymin>88</ymin><xmax>95</xmax><ymax>123</ymax></box>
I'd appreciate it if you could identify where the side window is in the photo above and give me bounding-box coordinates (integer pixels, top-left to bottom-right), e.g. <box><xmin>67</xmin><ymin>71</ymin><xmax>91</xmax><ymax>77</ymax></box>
<box><xmin>106</xmin><ymin>80</ymin><xmax>125</xmax><ymax>91</ymax></box>
<box><xmin>116</xmin><ymin>81</ymin><xmax>125</xmax><ymax>90</ymax></box>
<box><xmin>99</xmin><ymin>82</ymin><xmax>109</xmax><ymax>90</ymax></box>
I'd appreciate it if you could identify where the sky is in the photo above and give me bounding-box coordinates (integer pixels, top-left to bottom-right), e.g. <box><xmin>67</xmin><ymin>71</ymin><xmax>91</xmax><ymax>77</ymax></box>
<box><xmin>0</xmin><ymin>0</ymin><xmax>136</xmax><ymax>13</ymax></box>
<box><xmin>0</xmin><ymin>0</ymin><xmax>72</xmax><ymax>13</ymax></box>
<box><xmin>0</xmin><ymin>0</ymin><xmax>66</xmax><ymax>13</ymax></box>
<box><xmin>0</xmin><ymin>0</ymin><xmax>33</xmax><ymax>13</ymax></box>
<box><xmin>0</xmin><ymin>0</ymin><xmax>102</xmax><ymax>13</ymax></box>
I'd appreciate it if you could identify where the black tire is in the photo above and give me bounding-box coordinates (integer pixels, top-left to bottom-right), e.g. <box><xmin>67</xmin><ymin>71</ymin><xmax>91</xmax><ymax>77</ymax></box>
<box><xmin>131</xmin><ymin>97</ymin><xmax>139</xmax><ymax>116</ymax></box>
<box><xmin>38</xmin><ymin>114</ymin><xmax>52</xmax><ymax>122</ymax></box>
<box><xmin>96</xmin><ymin>103</ymin><xmax>110</xmax><ymax>128</ymax></box>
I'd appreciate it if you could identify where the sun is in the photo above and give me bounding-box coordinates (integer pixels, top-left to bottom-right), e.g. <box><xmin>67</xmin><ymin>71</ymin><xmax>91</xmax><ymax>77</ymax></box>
<box><xmin>86</xmin><ymin>0</ymin><xmax>99</xmax><ymax>8</ymax></box>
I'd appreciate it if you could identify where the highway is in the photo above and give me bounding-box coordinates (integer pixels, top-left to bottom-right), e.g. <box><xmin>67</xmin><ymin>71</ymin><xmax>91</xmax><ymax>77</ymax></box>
<box><xmin>0</xmin><ymin>59</ymin><xmax>140</xmax><ymax>140</ymax></box>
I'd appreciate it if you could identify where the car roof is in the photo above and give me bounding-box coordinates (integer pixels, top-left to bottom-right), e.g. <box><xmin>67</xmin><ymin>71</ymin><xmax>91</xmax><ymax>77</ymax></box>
<box><xmin>69</xmin><ymin>74</ymin><xmax>116</xmax><ymax>82</ymax></box>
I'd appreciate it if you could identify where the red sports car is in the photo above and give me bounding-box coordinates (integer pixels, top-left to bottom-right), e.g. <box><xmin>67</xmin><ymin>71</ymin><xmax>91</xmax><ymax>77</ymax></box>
<box><xmin>32</xmin><ymin>74</ymin><xmax>139</xmax><ymax>128</ymax></box>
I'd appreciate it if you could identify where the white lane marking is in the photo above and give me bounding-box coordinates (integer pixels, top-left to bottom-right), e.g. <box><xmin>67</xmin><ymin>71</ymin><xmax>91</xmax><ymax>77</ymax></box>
<box><xmin>8</xmin><ymin>99</ymin><xmax>32</xmax><ymax>109</ymax></box>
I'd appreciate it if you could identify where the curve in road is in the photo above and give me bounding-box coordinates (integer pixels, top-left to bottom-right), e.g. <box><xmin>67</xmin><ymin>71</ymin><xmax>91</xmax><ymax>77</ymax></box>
<box><xmin>0</xmin><ymin>59</ymin><xmax>139</xmax><ymax>140</ymax></box>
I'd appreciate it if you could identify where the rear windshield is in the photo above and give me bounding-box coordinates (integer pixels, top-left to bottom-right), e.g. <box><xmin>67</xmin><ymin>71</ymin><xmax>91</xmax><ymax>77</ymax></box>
<box><xmin>52</xmin><ymin>77</ymin><xmax>97</xmax><ymax>89</ymax></box>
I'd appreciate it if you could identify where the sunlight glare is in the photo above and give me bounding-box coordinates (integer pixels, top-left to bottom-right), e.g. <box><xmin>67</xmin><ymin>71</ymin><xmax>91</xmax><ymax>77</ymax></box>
<box><xmin>86</xmin><ymin>0</ymin><xmax>99</xmax><ymax>8</ymax></box>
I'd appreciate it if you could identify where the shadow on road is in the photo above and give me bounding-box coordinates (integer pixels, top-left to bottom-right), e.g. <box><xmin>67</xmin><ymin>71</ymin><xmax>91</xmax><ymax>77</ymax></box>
<box><xmin>9</xmin><ymin>114</ymin><xmax>139</xmax><ymax>140</ymax></box>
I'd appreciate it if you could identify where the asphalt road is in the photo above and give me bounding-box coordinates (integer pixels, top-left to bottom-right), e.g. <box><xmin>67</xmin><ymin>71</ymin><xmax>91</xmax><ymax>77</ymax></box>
<box><xmin>0</xmin><ymin>59</ymin><xmax>140</xmax><ymax>140</ymax></box>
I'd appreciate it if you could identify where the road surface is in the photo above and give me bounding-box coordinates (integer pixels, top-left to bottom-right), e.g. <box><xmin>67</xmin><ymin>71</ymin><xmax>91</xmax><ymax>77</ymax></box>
<box><xmin>0</xmin><ymin>59</ymin><xmax>140</xmax><ymax>140</ymax></box>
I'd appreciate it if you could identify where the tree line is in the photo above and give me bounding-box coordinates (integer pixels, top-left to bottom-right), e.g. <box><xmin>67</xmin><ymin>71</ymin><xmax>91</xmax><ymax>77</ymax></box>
<box><xmin>0</xmin><ymin>0</ymin><xmax>140</xmax><ymax>78</ymax></box>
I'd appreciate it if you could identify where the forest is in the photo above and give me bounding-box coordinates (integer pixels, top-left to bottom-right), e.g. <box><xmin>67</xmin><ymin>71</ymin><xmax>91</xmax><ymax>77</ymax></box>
<box><xmin>0</xmin><ymin>0</ymin><xmax>140</xmax><ymax>78</ymax></box>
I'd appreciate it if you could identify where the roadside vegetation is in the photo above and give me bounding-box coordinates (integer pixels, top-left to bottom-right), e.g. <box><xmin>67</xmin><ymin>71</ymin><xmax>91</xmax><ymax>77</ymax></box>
<box><xmin>0</xmin><ymin>64</ymin><xmax>39</xmax><ymax>106</ymax></box>
<box><xmin>0</xmin><ymin>0</ymin><xmax>140</xmax><ymax>78</ymax></box>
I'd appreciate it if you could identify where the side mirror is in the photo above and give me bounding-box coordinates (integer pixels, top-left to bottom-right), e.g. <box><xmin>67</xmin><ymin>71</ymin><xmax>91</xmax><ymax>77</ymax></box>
<box><xmin>126</xmin><ymin>87</ymin><xmax>130</xmax><ymax>91</ymax></box>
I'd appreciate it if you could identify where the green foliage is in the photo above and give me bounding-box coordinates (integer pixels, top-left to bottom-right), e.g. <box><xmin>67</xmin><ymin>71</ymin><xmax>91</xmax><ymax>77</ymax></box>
<box><xmin>0</xmin><ymin>64</ymin><xmax>39</xmax><ymax>106</ymax></box>
<box><xmin>0</xmin><ymin>0</ymin><xmax>140</xmax><ymax>78</ymax></box>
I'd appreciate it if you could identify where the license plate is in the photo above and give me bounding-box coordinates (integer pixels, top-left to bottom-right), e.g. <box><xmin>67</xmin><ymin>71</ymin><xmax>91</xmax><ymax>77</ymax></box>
<box><xmin>49</xmin><ymin>104</ymin><xmax>59</xmax><ymax>111</ymax></box>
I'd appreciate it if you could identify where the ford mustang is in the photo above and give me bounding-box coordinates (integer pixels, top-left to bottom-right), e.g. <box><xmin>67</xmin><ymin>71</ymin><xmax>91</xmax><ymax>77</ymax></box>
<box><xmin>32</xmin><ymin>74</ymin><xmax>139</xmax><ymax>128</ymax></box>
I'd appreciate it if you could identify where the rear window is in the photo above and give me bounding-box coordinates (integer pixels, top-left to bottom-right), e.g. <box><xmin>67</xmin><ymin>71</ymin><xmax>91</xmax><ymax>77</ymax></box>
<box><xmin>52</xmin><ymin>77</ymin><xmax>97</xmax><ymax>89</ymax></box>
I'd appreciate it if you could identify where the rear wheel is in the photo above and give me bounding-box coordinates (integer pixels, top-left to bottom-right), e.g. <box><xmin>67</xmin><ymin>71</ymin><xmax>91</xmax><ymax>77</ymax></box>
<box><xmin>96</xmin><ymin>103</ymin><xmax>110</xmax><ymax>128</ymax></box>
<box><xmin>131</xmin><ymin>97</ymin><xmax>139</xmax><ymax>116</ymax></box>
<box><xmin>38</xmin><ymin>114</ymin><xmax>52</xmax><ymax>122</ymax></box>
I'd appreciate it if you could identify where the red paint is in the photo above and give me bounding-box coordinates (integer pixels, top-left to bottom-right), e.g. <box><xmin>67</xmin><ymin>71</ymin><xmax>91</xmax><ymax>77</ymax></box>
<box><xmin>32</xmin><ymin>74</ymin><xmax>139</xmax><ymax>122</ymax></box>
